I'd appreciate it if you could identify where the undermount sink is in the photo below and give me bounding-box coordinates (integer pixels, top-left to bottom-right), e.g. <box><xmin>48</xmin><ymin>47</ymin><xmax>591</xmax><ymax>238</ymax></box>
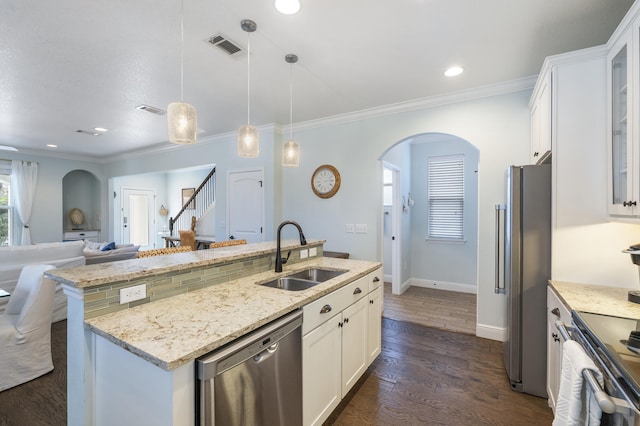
<box><xmin>285</xmin><ymin>267</ymin><xmax>346</xmax><ymax>283</ymax></box>
<box><xmin>258</xmin><ymin>268</ymin><xmax>347</xmax><ymax>291</ymax></box>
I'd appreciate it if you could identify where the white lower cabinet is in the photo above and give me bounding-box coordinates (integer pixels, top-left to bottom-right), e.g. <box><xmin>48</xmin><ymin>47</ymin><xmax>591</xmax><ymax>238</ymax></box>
<box><xmin>547</xmin><ymin>286</ymin><xmax>571</xmax><ymax>412</ymax></box>
<box><xmin>303</xmin><ymin>267</ymin><xmax>382</xmax><ymax>426</ymax></box>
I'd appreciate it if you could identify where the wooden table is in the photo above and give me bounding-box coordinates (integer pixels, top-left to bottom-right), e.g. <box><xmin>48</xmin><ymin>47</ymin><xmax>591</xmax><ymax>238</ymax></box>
<box><xmin>162</xmin><ymin>235</ymin><xmax>216</xmax><ymax>250</ymax></box>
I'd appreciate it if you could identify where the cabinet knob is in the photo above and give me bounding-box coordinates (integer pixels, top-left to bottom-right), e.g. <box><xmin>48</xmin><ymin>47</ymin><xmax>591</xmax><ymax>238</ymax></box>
<box><xmin>353</xmin><ymin>287</ymin><xmax>362</xmax><ymax>295</ymax></box>
<box><xmin>320</xmin><ymin>304</ymin><xmax>332</xmax><ymax>314</ymax></box>
<box><xmin>533</xmin><ymin>152</ymin><xmax>539</xmax><ymax>157</ymax></box>
<box><xmin>623</xmin><ymin>201</ymin><xmax>637</xmax><ymax>207</ymax></box>
<box><xmin>552</xmin><ymin>333</ymin><xmax>560</xmax><ymax>343</ymax></box>
<box><xmin>370</xmin><ymin>300</ymin><xmax>374</xmax><ymax>304</ymax></box>
<box><xmin>344</xmin><ymin>317</ymin><xmax>349</xmax><ymax>324</ymax></box>
<box><xmin>338</xmin><ymin>322</ymin><xmax>343</xmax><ymax>328</ymax></box>
<box><xmin>373</xmin><ymin>276</ymin><xmax>380</xmax><ymax>283</ymax></box>
<box><xmin>551</xmin><ymin>307</ymin><xmax>560</xmax><ymax>318</ymax></box>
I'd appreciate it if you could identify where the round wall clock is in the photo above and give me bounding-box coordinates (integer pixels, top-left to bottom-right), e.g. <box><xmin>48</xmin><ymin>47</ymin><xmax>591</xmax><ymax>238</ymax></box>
<box><xmin>311</xmin><ymin>164</ymin><xmax>341</xmax><ymax>198</ymax></box>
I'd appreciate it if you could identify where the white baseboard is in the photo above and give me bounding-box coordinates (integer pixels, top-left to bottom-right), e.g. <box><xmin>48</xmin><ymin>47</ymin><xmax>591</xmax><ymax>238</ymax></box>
<box><xmin>411</xmin><ymin>278</ymin><xmax>477</xmax><ymax>294</ymax></box>
<box><xmin>383</xmin><ymin>274</ymin><xmax>392</xmax><ymax>283</ymax></box>
<box><xmin>476</xmin><ymin>323</ymin><xmax>506</xmax><ymax>342</ymax></box>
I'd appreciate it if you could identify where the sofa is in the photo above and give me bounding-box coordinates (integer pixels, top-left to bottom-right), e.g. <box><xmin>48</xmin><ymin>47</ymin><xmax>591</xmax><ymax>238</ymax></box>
<box><xmin>82</xmin><ymin>241</ymin><xmax>140</xmax><ymax>265</ymax></box>
<box><xmin>0</xmin><ymin>240</ymin><xmax>86</xmax><ymax>322</ymax></box>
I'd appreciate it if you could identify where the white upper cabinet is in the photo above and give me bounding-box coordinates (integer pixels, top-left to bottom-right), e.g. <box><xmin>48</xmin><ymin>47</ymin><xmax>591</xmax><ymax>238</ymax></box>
<box><xmin>530</xmin><ymin>69</ymin><xmax>552</xmax><ymax>164</ymax></box>
<box><xmin>607</xmin><ymin>29</ymin><xmax>636</xmax><ymax>215</ymax></box>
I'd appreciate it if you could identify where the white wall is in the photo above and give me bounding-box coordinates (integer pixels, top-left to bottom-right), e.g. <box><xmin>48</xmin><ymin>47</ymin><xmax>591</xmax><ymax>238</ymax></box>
<box><xmin>280</xmin><ymin>90</ymin><xmax>532</xmax><ymax>331</ymax></box>
<box><xmin>409</xmin><ymin>134</ymin><xmax>479</xmax><ymax>292</ymax></box>
<box><xmin>2</xmin><ymin>151</ymin><xmax>106</xmax><ymax>244</ymax></box>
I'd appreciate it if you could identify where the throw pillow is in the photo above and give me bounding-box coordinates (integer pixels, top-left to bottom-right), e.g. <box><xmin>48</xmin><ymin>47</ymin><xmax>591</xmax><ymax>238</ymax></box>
<box><xmin>101</xmin><ymin>242</ymin><xmax>116</xmax><ymax>251</ymax></box>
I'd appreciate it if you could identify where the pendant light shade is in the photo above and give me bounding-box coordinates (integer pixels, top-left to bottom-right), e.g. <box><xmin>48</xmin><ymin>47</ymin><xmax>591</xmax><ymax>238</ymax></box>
<box><xmin>168</xmin><ymin>0</ymin><xmax>197</xmax><ymax>145</ymax></box>
<box><xmin>282</xmin><ymin>54</ymin><xmax>300</xmax><ymax>167</ymax></box>
<box><xmin>238</xmin><ymin>19</ymin><xmax>259</xmax><ymax>158</ymax></box>
<box><xmin>275</xmin><ymin>0</ymin><xmax>300</xmax><ymax>15</ymax></box>
<box><xmin>238</xmin><ymin>124</ymin><xmax>259</xmax><ymax>157</ymax></box>
<box><xmin>283</xmin><ymin>139</ymin><xmax>299</xmax><ymax>167</ymax></box>
<box><xmin>168</xmin><ymin>102</ymin><xmax>197</xmax><ymax>144</ymax></box>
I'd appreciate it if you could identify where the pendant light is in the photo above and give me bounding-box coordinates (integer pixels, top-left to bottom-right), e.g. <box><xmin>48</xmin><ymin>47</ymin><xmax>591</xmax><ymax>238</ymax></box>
<box><xmin>167</xmin><ymin>0</ymin><xmax>197</xmax><ymax>145</ymax></box>
<box><xmin>238</xmin><ymin>19</ymin><xmax>259</xmax><ymax>158</ymax></box>
<box><xmin>282</xmin><ymin>54</ymin><xmax>299</xmax><ymax>167</ymax></box>
<box><xmin>275</xmin><ymin>0</ymin><xmax>301</xmax><ymax>15</ymax></box>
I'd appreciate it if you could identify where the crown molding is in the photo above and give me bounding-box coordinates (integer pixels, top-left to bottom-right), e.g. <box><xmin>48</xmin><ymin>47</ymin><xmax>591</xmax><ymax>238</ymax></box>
<box><xmin>290</xmin><ymin>76</ymin><xmax>538</xmax><ymax>133</ymax></box>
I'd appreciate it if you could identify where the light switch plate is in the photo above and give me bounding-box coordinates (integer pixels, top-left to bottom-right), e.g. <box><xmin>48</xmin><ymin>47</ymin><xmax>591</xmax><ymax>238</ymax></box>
<box><xmin>346</xmin><ymin>224</ymin><xmax>355</xmax><ymax>233</ymax></box>
<box><xmin>355</xmin><ymin>224</ymin><xmax>368</xmax><ymax>233</ymax></box>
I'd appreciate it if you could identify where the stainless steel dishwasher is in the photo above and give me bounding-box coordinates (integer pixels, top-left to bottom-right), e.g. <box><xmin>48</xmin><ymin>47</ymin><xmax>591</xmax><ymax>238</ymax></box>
<box><xmin>196</xmin><ymin>309</ymin><xmax>303</xmax><ymax>426</ymax></box>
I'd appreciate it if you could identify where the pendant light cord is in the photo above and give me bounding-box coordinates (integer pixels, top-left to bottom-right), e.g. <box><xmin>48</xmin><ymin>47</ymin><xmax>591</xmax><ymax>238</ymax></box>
<box><xmin>180</xmin><ymin>0</ymin><xmax>185</xmax><ymax>102</ymax></box>
<box><xmin>247</xmin><ymin>33</ymin><xmax>251</xmax><ymax>125</ymax></box>
<box><xmin>289</xmin><ymin>62</ymin><xmax>293</xmax><ymax>140</ymax></box>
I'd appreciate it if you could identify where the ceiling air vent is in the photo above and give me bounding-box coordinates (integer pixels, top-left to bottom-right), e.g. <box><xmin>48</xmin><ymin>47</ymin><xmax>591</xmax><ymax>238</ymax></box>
<box><xmin>208</xmin><ymin>34</ymin><xmax>244</xmax><ymax>56</ymax></box>
<box><xmin>135</xmin><ymin>104</ymin><xmax>166</xmax><ymax>115</ymax></box>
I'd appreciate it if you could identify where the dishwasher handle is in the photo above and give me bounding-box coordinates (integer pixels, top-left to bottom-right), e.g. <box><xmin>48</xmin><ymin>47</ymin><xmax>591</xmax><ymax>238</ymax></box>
<box><xmin>253</xmin><ymin>342</ymin><xmax>279</xmax><ymax>363</ymax></box>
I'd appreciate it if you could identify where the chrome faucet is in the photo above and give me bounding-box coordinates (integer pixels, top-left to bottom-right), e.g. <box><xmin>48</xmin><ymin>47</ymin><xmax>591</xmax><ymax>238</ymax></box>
<box><xmin>275</xmin><ymin>220</ymin><xmax>307</xmax><ymax>272</ymax></box>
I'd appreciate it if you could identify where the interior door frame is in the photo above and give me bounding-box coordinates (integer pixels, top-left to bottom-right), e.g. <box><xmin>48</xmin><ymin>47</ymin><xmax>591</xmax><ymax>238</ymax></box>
<box><xmin>383</xmin><ymin>162</ymin><xmax>402</xmax><ymax>295</ymax></box>
<box><xmin>121</xmin><ymin>187</ymin><xmax>156</xmax><ymax>249</ymax></box>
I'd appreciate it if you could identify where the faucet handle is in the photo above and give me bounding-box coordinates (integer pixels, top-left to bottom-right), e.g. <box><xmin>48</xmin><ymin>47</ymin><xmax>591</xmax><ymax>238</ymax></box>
<box><xmin>281</xmin><ymin>250</ymin><xmax>291</xmax><ymax>265</ymax></box>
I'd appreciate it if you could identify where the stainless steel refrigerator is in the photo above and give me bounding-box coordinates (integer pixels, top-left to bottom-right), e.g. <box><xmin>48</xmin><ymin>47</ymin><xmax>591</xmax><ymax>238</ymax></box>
<box><xmin>500</xmin><ymin>164</ymin><xmax>551</xmax><ymax>398</ymax></box>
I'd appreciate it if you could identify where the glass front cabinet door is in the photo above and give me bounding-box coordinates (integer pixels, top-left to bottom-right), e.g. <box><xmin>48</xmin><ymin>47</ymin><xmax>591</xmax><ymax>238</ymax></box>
<box><xmin>608</xmin><ymin>32</ymin><xmax>637</xmax><ymax>215</ymax></box>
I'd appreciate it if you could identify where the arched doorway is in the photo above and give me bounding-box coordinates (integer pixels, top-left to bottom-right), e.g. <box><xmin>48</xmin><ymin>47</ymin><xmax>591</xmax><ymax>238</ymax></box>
<box><xmin>380</xmin><ymin>132</ymin><xmax>479</xmax><ymax>299</ymax></box>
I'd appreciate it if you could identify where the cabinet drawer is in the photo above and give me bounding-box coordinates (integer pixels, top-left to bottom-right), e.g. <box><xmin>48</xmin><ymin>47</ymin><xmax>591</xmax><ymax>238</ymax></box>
<box><xmin>64</xmin><ymin>230</ymin><xmax>99</xmax><ymax>242</ymax></box>
<box><xmin>547</xmin><ymin>286</ymin><xmax>571</xmax><ymax>324</ymax></box>
<box><xmin>303</xmin><ymin>278</ymin><xmax>367</xmax><ymax>335</ymax></box>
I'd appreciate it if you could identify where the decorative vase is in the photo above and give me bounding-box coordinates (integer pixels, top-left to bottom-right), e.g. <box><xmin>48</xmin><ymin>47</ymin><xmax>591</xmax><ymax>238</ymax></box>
<box><xmin>69</xmin><ymin>208</ymin><xmax>85</xmax><ymax>228</ymax></box>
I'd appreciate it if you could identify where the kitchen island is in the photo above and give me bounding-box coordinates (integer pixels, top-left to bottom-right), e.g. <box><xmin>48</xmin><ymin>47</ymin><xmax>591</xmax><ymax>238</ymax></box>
<box><xmin>45</xmin><ymin>239</ymin><xmax>381</xmax><ymax>426</ymax></box>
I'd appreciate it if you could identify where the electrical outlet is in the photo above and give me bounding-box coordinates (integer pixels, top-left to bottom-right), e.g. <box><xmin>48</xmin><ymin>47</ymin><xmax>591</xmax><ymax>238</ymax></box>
<box><xmin>120</xmin><ymin>284</ymin><xmax>147</xmax><ymax>304</ymax></box>
<box><xmin>309</xmin><ymin>247</ymin><xmax>317</xmax><ymax>257</ymax></box>
<box><xmin>300</xmin><ymin>248</ymin><xmax>309</xmax><ymax>259</ymax></box>
<box><xmin>346</xmin><ymin>224</ymin><xmax>355</xmax><ymax>233</ymax></box>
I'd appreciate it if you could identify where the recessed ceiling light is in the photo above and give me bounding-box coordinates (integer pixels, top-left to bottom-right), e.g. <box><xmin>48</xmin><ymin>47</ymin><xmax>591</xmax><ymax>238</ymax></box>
<box><xmin>94</xmin><ymin>127</ymin><xmax>108</xmax><ymax>132</ymax></box>
<box><xmin>46</xmin><ymin>144</ymin><xmax>57</xmax><ymax>148</ymax></box>
<box><xmin>136</xmin><ymin>104</ymin><xmax>166</xmax><ymax>115</ymax></box>
<box><xmin>0</xmin><ymin>145</ymin><xmax>18</xmax><ymax>151</ymax></box>
<box><xmin>444</xmin><ymin>66</ymin><xmax>464</xmax><ymax>77</ymax></box>
<box><xmin>275</xmin><ymin>0</ymin><xmax>301</xmax><ymax>15</ymax></box>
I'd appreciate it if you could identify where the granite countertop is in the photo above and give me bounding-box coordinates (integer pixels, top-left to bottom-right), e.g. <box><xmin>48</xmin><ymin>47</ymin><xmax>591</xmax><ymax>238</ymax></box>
<box><xmin>84</xmin><ymin>257</ymin><xmax>381</xmax><ymax>371</ymax></box>
<box><xmin>46</xmin><ymin>239</ymin><xmax>324</xmax><ymax>289</ymax></box>
<box><xmin>549</xmin><ymin>280</ymin><xmax>640</xmax><ymax>319</ymax></box>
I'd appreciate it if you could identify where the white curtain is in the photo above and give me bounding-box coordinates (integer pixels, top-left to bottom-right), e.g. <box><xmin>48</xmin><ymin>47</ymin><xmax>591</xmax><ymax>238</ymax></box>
<box><xmin>11</xmin><ymin>160</ymin><xmax>38</xmax><ymax>245</ymax></box>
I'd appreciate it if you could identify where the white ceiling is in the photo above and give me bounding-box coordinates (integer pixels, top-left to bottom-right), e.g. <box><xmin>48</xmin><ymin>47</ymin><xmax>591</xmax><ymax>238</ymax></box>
<box><xmin>0</xmin><ymin>0</ymin><xmax>634</xmax><ymax>159</ymax></box>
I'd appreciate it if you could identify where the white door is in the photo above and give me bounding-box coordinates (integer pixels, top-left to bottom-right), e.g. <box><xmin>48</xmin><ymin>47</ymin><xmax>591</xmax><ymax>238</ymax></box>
<box><xmin>122</xmin><ymin>188</ymin><xmax>155</xmax><ymax>250</ymax></box>
<box><xmin>228</xmin><ymin>169</ymin><xmax>264</xmax><ymax>243</ymax></box>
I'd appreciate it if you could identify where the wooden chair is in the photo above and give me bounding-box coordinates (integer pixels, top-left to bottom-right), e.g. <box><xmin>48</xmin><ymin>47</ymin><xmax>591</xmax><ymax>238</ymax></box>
<box><xmin>179</xmin><ymin>230</ymin><xmax>197</xmax><ymax>251</ymax></box>
<box><xmin>209</xmin><ymin>239</ymin><xmax>247</xmax><ymax>249</ymax></box>
<box><xmin>136</xmin><ymin>246</ymin><xmax>192</xmax><ymax>258</ymax></box>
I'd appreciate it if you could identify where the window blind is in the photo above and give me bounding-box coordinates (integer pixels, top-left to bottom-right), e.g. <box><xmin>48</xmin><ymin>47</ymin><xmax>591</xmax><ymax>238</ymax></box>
<box><xmin>428</xmin><ymin>155</ymin><xmax>464</xmax><ymax>240</ymax></box>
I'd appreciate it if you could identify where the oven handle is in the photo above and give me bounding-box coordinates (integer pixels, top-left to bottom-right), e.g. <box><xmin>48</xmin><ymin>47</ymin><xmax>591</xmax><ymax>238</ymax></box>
<box><xmin>554</xmin><ymin>321</ymin><xmax>617</xmax><ymax>414</ymax></box>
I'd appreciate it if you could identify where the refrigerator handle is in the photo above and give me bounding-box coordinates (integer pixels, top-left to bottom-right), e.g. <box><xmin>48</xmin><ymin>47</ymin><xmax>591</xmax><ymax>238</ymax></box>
<box><xmin>495</xmin><ymin>204</ymin><xmax>506</xmax><ymax>294</ymax></box>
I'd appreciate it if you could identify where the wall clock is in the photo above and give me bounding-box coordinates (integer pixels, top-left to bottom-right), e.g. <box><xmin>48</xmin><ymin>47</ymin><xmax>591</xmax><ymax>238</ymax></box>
<box><xmin>311</xmin><ymin>164</ymin><xmax>341</xmax><ymax>198</ymax></box>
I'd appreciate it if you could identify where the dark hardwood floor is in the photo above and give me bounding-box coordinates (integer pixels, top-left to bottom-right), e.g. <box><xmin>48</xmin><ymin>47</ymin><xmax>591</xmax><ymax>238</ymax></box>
<box><xmin>0</xmin><ymin>318</ymin><xmax>553</xmax><ymax>426</ymax></box>
<box><xmin>327</xmin><ymin>318</ymin><xmax>554</xmax><ymax>425</ymax></box>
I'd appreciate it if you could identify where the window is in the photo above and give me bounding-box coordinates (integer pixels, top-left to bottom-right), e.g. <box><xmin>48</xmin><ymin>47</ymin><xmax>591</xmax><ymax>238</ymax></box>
<box><xmin>427</xmin><ymin>155</ymin><xmax>464</xmax><ymax>240</ymax></box>
<box><xmin>383</xmin><ymin>168</ymin><xmax>393</xmax><ymax>206</ymax></box>
<box><xmin>0</xmin><ymin>162</ymin><xmax>11</xmax><ymax>246</ymax></box>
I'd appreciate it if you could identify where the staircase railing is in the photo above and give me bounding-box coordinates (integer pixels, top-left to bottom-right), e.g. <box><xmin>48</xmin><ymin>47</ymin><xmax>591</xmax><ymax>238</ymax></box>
<box><xmin>169</xmin><ymin>167</ymin><xmax>216</xmax><ymax>236</ymax></box>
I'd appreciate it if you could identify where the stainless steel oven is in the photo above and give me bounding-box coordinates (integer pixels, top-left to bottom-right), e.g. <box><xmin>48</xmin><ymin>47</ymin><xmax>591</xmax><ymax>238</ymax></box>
<box><xmin>556</xmin><ymin>311</ymin><xmax>640</xmax><ymax>425</ymax></box>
